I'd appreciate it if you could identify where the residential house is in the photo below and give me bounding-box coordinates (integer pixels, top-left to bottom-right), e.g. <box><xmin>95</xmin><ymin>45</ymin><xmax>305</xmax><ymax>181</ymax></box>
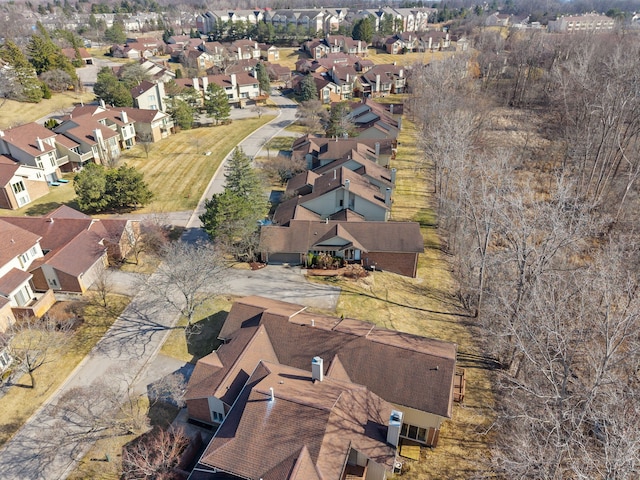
<box><xmin>0</xmin><ymin>155</ymin><xmax>50</xmax><ymax>210</ymax></box>
<box><xmin>273</xmin><ymin>166</ymin><xmax>391</xmax><ymax>224</ymax></box>
<box><xmin>0</xmin><ymin>219</ymin><xmax>50</xmax><ymax>326</ymax></box>
<box><xmin>0</xmin><ymin>205</ymin><xmax>133</xmax><ymax>294</ymax></box>
<box><xmin>393</xmin><ymin>6</ymin><xmax>436</xmax><ymax>31</ymax></box>
<box><xmin>229</xmin><ymin>39</ymin><xmax>260</xmax><ymax>61</ymax></box>
<box><xmin>326</xmin><ymin>65</ymin><xmax>357</xmax><ymax>100</ymax></box>
<box><xmin>266</xmin><ymin>63</ymin><xmax>291</xmax><ymax>83</ymax></box>
<box><xmin>260</xmin><ymin>219</ymin><xmax>423</xmax><ymax>277</ymax></box>
<box><xmin>110</xmin><ymin>44</ymin><xmax>142</xmax><ymax>59</ymax></box>
<box><xmin>548</xmin><ymin>14</ymin><xmax>616</xmax><ymax>33</ymax></box>
<box><xmin>0</xmin><ymin>123</ymin><xmax>66</xmax><ymax>183</ymax></box>
<box><xmin>185</xmin><ymin>296</ymin><xmax>459</xmax><ymax>471</ymax></box>
<box><xmin>292</xmin><ymin>135</ymin><xmax>396</xmax><ymax>168</ymax></box>
<box><xmin>485</xmin><ymin>12</ymin><xmax>512</xmax><ymax>27</ymax></box>
<box><xmin>121</xmin><ymin>107</ymin><xmax>174</xmax><ymax>142</ymax></box>
<box><xmin>304</xmin><ymin>35</ymin><xmax>367</xmax><ymax>59</ymax></box>
<box><xmin>358</xmin><ymin>64</ymin><xmax>407</xmax><ymax>98</ymax></box>
<box><xmin>191</xmin><ymin>360</ymin><xmax>400</xmax><ymax>480</ymax></box>
<box><xmin>345</xmin><ymin>98</ymin><xmax>402</xmax><ymax>140</ymax></box>
<box><xmin>416</xmin><ymin>31</ymin><xmax>451</xmax><ymax>51</ymax></box>
<box><xmin>175</xmin><ymin>73</ymin><xmax>260</xmax><ymax>107</ymax></box>
<box><xmin>126</xmin><ymin>37</ymin><xmax>162</xmax><ymax>56</ymax></box>
<box><xmin>259</xmin><ymin>43</ymin><xmax>279</xmax><ymax>62</ymax></box>
<box><xmin>131</xmin><ymin>80</ymin><xmax>167</xmax><ymax>112</ymax></box>
<box><xmin>201</xmin><ymin>41</ymin><xmax>229</xmax><ymax>66</ymax></box>
<box><xmin>61</xmin><ymin>47</ymin><xmax>93</xmax><ymax>65</ymax></box>
<box><xmin>132</xmin><ymin>58</ymin><xmax>175</xmax><ymax>83</ymax></box>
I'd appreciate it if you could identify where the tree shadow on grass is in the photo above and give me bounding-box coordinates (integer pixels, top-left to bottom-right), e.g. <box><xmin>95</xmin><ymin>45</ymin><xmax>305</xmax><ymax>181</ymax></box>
<box><xmin>186</xmin><ymin>311</ymin><xmax>228</xmax><ymax>361</ymax></box>
<box><xmin>25</xmin><ymin>199</ymin><xmax>80</xmax><ymax>216</ymax></box>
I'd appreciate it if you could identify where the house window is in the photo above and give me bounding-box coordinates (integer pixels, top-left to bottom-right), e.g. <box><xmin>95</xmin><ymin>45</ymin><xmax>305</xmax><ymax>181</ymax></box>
<box><xmin>30</xmin><ymin>246</ymin><xmax>38</xmax><ymax>256</ymax></box>
<box><xmin>212</xmin><ymin>411</ymin><xmax>224</xmax><ymax>422</ymax></box>
<box><xmin>12</xmin><ymin>181</ymin><xmax>25</xmax><ymax>194</ymax></box>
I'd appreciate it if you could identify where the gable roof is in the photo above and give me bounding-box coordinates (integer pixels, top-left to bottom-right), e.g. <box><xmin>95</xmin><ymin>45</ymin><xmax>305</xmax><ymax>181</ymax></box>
<box><xmin>197</xmin><ymin>360</ymin><xmax>396</xmax><ymax>480</ymax></box>
<box><xmin>259</xmin><ymin>220</ymin><xmax>424</xmax><ymax>256</ymax></box>
<box><xmin>0</xmin><ymin>155</ymin><xmax>20</xmax><ymax>187</ymax></box>
<box><xmin>189</xmin><ymin>296</ymin><xmax>457</xmax><ymax>418</ymax></box>
<box><xmin>0</xmin><ymin>219</ymin><xmax>41</xmax><ymax>268</ymax></box>
<box><xmin>1</xmin><ymin>123</ymin><xmax>56</xmax><ymax>157</ymax></box>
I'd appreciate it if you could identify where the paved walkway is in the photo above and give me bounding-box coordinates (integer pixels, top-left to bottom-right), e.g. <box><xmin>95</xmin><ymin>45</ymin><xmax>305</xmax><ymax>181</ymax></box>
<box><xmin>0</xmin><ymin>95</ymin><xmax>338</xmax><ymax>480</ymax></box>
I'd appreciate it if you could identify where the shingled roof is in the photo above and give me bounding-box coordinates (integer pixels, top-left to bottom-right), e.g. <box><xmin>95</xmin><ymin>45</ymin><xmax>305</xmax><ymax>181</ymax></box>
<box><xmin>196</xmin><ymin>360</ymin><xmax>397</xmax><ymax>480</ymax></box>
<box><xmin>187</xmin><ymin>296</ymin><xmax>457</xmax><ymax>419</ymax></box>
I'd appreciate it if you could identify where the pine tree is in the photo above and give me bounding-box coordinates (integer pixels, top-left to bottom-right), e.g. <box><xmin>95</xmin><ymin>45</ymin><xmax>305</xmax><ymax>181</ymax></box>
<box><xmin>255</xmin><ymin>62</ymin><xmax>270</xmax><ymax>96</ymax></box>
<box><xmin>204</xmin><ymin>82</ymin><xmax>231</xmax><ymax>125</ymax></box>
<box><xmin>200</xmin><ymin>148</ymin><xmax>268</xmax><ymax>259</ymax></box>
<box><xmin>299</xmin><ymin>74</ymin><xmax>318</xmax><ymax>101</ymax></box>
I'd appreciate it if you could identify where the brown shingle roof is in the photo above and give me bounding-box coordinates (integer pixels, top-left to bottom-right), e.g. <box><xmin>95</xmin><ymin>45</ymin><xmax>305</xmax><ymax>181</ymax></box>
<box><xmin>1</xmin><ymin>123</ymin><xmax>56</xmax><ymax>157</ymax></box>
<box><xmin>189</xmin><ymin>296</ymin><xmax>456</xmax><ymax>418</ymax></box>
<box><xmin>197</xmin><ymin>360</ymin><xmax>396</xmax><ymax>480</ymax></box>
<box><xmin>260</xmin><ymin>220</ymin><xmax>424</xmax><ymax>255</ymax></box>
<box><xmin>0</xmin><ymin>155</ymin><xmax>19</xmax><ymax>187</ymax></box>
<box><xmin>0</xmin><ymin>268</ymin><xmax>32</xmax><ymax>297</ymax></box>
<box><xmin>0</xmin><ymin>219</ymin><xmax>41</xmax><ymax>267</ymax></box>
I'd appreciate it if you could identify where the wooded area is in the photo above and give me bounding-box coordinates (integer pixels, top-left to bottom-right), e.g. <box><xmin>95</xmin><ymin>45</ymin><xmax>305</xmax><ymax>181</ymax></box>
<box><xmin>409</xmin><ymin>30</ymin><xmax>640</xmax><ymax>478</ymax></box>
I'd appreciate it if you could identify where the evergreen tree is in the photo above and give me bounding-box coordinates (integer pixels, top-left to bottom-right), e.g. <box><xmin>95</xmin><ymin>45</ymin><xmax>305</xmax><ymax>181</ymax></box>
<box><xmin>200</xmin><ymin>148</ymin><xmax>268</xmax><ymax>260</ymax></box>
<box><xmin>105</xmin><ymin>21</ymin><xmax>127</xmax><ymax>43</ymax></box>
<box><xmin>168</xmin><ymin>98</ymin><xmax>194</xmax><ymax>130</ymax></box>
<box><xmin>299</xmin><ymin>74</ymin><xmax>318</xmax><ymax>101</ymax></box>
<box><xmin>352</xmin><ymin>16</ymin><xmax>374</xmax><ymax>43</ymax></box>
<box><xmin>255</xmin><ymin>62</ymin><xmax>270</xmax><ymax>96</ymax></box>
<box><xmin>204</xmin><ymin>82</ymin><xmax>231</xmax><ymax>125</ymax></box>
<box><xmin>94</xmin><ymin>67</ymin><xmax>133</xmax><ymax>107</ymax></box>
<box><xmin>0</xmin><ymin>41</ymin><xmax>44</xmax><ymax>103</ymax></box>
<box><xmin>105</xmin><ymin>164</ymin><xmax>153</xmax><ymax>210</ymax></box>
<box><xmin>326</xmin><ymin>102</ymin><xmax>356</xmax><ymax>138</ymax></box>
<box><xmin>74</xmin><ymin>162</ymin><xmax>109</xmax><ymax>212</ymax></box>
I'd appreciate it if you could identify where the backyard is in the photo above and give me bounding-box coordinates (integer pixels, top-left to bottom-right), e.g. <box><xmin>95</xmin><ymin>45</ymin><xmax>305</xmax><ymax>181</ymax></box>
<box><xmin>309</xmin><ymin>113</ymin><xmax>496</xmax><ymax>479</ymax></box>
<box><xmin>0</xmin><ymin>92</ymin><xmax>94</xmax><ymax>129</ymax></box>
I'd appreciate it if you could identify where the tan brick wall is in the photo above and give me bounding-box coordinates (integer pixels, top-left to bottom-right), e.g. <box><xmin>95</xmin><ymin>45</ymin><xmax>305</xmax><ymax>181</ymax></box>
<box><xmin>362</xmin><ymin>252</ymin><xmax>418</xmax><ymax>278</ymax></box>
<box><xmin>187</xmin><ymin>398</ymin><xmax>213</xmax><ymax>424</ymax></box>
<box><xmin>25</xmin><ymin>179</ymin><xmax>49</xmax><ymax>202</ymax></box>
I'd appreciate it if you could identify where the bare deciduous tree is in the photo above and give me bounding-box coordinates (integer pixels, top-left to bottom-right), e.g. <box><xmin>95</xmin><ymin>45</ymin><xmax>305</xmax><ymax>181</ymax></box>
<box><xmin>121</xmin><ymin>426</ymin><xmax>190</xmax><ymax>480</ymax></box>
<box><xmin>143</xmin><ymin>241</ymin><xmax>227</xmax><ymax>330</ymax></box>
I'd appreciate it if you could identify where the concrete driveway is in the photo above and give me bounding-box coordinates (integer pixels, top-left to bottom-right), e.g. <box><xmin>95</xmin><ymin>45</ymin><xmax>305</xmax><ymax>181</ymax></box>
<box><xmin>222</xmin><ymin>265</ymin><xmax>340</xmax><ymax>311</ymax></box>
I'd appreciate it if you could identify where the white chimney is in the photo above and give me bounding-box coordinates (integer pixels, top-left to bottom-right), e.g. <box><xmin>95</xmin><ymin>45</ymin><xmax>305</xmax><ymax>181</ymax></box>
<box><xmin>345</xmin><ymin>178</ymin><xmax>350</xmax><ymax>190</ymax></box>
<box><xmin>375</xmin><ymin>74</ymin><xmax>380</xmax><ymax>93</ymax></box>
<box><xmin>385</xmin><ymin>187</ymin><xmax>392</xmax><ymax>206</ymax></box>
<box><xmin>192</xmin><ymin>77</ymin><xmax>199</xmax><ymax>91</ymax></box>
<box><xmin>230</xmin><ymin>73</ymin><xmax>237</xmax><ymax>86</ymax></box>
<box><xmin>391</xmin><ymin>168</ymin><xmax>397</xmax><ymax>184</ymax></box>
<box><xmin>202</xmin><ymin>76</ymin><xmax>209</xmax><ymax>91</ymax></box>
<box><xmin>36</xmin><ymin>137</ymin><xmax>45</xmax><ymax>151</ymax></box>
<box><xmin>375</xmin><ymin>142</ymin><xmax>380</xmax><ymax>156</ymax></box>
<box><xmin>390</xmin><ymin>104</ymin><xmax>394</xmax><ymax>115</ymax></box>
<box><xmin>311</xmin><ymin>357</ymin><xmax>323</xmax><ymax>382</ymax></box>
<box><xmin>387</xmin><ymin>410</ymin><xmax>403</xmax><ymax>447</ymax></box>
<box><xmin>93</xmin><ymin>129</ymin><xmax>104</xmax><ymax>145</ymax></box>
<box><xmin>399</xmin><ymin>68</ymin><xmax>404</xmax><ymax>78</ymax></box>
<box><xmin>343</xmin><ymin>179</ymin><xmax>350</xmax><ymax>210</ymax></box>
<box><xmin>0</xmin><ymin>130</ymin><xmax>4</xmax><ymax>137</ymax></box>
<box><xmin>121</xmin><ymin>110</ymin><xmax>128</xmax><ymax>124</ymax></box>
<box><xmin>100</xmin><ymin>99</ymin><xmax>106</xmax><ymax>108</ymax></box>
<box><xmin>269</xmin><ymin>387</ymin><xmax>274</xmax><ymax>401</ymax></box>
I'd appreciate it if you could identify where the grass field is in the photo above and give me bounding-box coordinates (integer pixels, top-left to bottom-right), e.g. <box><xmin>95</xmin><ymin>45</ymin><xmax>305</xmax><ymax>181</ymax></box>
<box><xmin>0</xmin><ymin>116</ymin><xmax>273</xmax><ymax>217</ymax></box>
<box><xmin>309</xmin><ymin>114</ymin><xmax>496</xmax><ymax>479</ymax></box>
<box><xmin>0</xmin><ymin>92</ymin><xmax>95</xmax><ymax>129</ymax></box>
<box><xmin>0</xmin><ymin>295</ymin><xmax>129</xmax><ymax>448</ymax></box>
<box><xmin>118</xmin><ymin>117</ymin><xmax>273</xmax><ymax>213</ymax></box>
<box><xmin>160</xmin><ymin>296</ymin><xmax>235</xmax><ymax>363</ymax></box>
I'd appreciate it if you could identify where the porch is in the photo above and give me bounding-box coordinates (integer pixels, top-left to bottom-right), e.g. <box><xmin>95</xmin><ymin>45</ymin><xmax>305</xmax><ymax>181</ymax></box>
<box><xmin>11</xmin><ymin>289</ymin><xmax>56</xmax><ymax>318</ymax></box>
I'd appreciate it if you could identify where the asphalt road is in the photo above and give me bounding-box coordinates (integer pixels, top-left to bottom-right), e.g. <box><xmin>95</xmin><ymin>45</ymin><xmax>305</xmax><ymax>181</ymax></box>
<box><xmin>182</xmin><ymin>90</ymin><xmax>299</xmax><ymax>244</ymax></box>
<box><xmin>0</xmin><ymin>95</ymin><xmax>339</xmax><ymax>480</ymax></box>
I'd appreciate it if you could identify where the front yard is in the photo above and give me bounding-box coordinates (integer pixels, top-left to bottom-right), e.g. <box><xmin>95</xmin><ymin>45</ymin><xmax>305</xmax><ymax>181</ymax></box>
<box><xmin>0</xmin><ymin>295</ymin><xmax>129</xmax><ymax>447</ymax></box>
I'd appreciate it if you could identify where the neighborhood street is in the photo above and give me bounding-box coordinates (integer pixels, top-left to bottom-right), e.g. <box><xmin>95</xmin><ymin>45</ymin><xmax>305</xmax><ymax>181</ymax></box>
<box><xmin>0</xmin><ymin>95</ymin><xmax>340</xmax><ymax>480</ymax></box>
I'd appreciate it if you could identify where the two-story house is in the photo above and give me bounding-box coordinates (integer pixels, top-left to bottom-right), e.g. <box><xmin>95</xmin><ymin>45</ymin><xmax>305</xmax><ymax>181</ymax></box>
<box><xmin>0</xmin><ymin>123</ymin><xmax>67</xmax><ymax>183</ymax></box>
<box><xmin>0</xmin><ymin>155</ymin><xmax>50</xmax><ymax>210</ymax></box>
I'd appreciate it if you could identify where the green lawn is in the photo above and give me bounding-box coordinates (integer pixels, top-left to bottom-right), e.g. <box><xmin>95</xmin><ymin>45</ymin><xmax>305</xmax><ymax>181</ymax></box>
<box><xmin>0</xmin><ymin>92</ymin><xmax>95</xmax><ymax>129</ymax></box>
<box><xmin>0</xmin><ymin>295</ymin><xmax>129</xmax><ymax>447</ymax></box>
<box><xmin>119</xmin><ymin>117</ymin><xmax>273</xmax><ymax>213</ymax></box>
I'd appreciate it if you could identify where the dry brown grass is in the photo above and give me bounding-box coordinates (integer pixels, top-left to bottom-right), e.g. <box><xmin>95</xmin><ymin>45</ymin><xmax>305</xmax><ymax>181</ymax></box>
<box><xmin>310</xmin><ymin>115</ymin><xmax>496</xmax><ymax>479</ymax></box>
<box><xmin>0</xmin><ymin>296</ymin><xmax>129</xmax><ymax>447</ymax></box>
<box><xmin>366</xmin><ymin>48</ymin><xmax>454</xmax><ymax>66</ymax></box>
<box><xmin>0</xmin><ymin>92</ymin><xmax>95</xmax><ymax>129</ymax></box>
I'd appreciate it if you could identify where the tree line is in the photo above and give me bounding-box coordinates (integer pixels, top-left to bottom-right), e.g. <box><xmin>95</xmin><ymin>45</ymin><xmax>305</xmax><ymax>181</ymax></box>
<box><xmin>409</xmin><ymin>31</ymin><xmax>640</xmax><ymax>478</ymax></box>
